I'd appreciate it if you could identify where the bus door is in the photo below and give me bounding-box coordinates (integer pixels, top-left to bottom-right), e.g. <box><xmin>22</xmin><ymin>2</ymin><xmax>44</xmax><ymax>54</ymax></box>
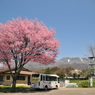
<box><xmin>40</xmin><ymin>74</ymin><xmax>46</xmax><ymax>89</ymax></box>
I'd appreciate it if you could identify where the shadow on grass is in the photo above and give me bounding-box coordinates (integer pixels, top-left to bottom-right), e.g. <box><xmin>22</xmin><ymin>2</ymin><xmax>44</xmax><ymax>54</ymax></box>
<box><xmin>0</xmin><ymin>87</ymin><xmax>52</xmax><ymax>93</ymax></box>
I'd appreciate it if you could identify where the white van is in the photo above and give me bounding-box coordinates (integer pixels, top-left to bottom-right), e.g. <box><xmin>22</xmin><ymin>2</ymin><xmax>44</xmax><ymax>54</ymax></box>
<box><xmin>30</xmin><ymin>73</ymin><xmax>60</xmax><ymax>90</ymax></box>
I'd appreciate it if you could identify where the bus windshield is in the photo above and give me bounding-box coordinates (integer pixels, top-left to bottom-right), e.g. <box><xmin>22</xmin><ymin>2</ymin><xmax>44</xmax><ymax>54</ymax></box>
<box><xmin>32</xmin><ymin>74</ymin><xmax>40</xmax><ymax>78</ymax></box>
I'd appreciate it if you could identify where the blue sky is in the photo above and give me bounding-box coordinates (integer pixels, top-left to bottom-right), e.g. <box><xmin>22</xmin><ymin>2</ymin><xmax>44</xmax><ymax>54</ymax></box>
<box><xmin>0</xmin><ymin>0</ymin><xmax>95</xmax><ymax>60</ymax></box>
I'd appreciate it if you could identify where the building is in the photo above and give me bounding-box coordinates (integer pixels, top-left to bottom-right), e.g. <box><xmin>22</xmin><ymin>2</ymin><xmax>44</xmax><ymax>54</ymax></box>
<box><xmin>0</xmin><ymin>68</ymin><xmax>35</xmax><ymax>86</ymax></box>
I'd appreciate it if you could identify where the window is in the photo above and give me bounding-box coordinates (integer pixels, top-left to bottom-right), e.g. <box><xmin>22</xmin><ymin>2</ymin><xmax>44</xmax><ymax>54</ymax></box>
<box><xmin>51</xmin><ymin>76</ymin><xmax>57</xmax><ymax>81</ymax></box>
<box><xmin>0</xmin><ymin>75</ymin><xmax>4</xmax><ymax>81</ymax></box>
<box><xmin>46</xmin><ymin>76</ymin><xmax>57</xmax><ymax>81</ymax></box>
<box><xmin>43</xmin><ymin>76</ymin><xmax>45</xmax><ymax>81</ymax></box>
<box><xmin>32</xmin><ymin>74</ymin><xmax>39</xmax><ymax>78</ymax></box>
<box><xmin>46</xmin><ymin>76</ymin><xmax>50</xmax><ymax>81</ymax></box>
<box><xmin>40</xmin><ymin>75</ymin><xmax>45</xmax><ymax>81</ymax></box>
<box><xmin>17</xmin><ymin>76</ymin><xmax>25</xmax><ymax>80</ymax></box>
<box><xmin>6</xmin><ymin>75</ymin><xmax>10</xmax><ymax>80</ymax></box>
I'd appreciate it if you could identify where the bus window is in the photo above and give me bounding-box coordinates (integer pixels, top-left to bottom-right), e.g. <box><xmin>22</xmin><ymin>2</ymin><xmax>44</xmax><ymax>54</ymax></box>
<box><xmin>43</xmin><ymin>76</ymin><xmax>45</xmax><ymax>81</ymax></box>
<box><xmin>46</xmin><ymin>76</ymin><xmax>49</xmax><ymax>81</ymax></box>
<box><xmin>52</xmin><ymin>76</ymin><xmax>57</xmax><ymax>81</ymax></box>
<box><xmin>32</xmin><ymin>74</ymin><xmax>39</xmax><ymax>78</ymax></box>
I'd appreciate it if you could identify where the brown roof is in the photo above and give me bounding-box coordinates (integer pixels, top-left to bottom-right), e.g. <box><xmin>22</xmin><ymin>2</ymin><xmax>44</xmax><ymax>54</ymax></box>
<box><xmin>0</xmin><ymin>67</ymin><xmax>35</xmax><ymax>75</ymax></box>
<box><xmin>0</xmin><ymin>68</ymin><xmax>10</xmax><ymax>72</ymax></box>
<box><xmin>5</xmin><ymin>71</ymin><xmax>35</xmax><ymax>75</ymax></box>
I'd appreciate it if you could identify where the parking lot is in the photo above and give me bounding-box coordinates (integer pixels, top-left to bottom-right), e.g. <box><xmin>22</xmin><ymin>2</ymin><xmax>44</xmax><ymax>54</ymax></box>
<box><xmin>0</xmin><ymin>88</ymin><xmax>95</xmax><ymax>95</ymax></box>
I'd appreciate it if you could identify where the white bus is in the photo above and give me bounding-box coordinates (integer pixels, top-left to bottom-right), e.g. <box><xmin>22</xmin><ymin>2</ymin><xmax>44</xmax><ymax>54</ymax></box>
<box><xmin>30</xmin><ymin>74</ymin><xmax>60</xmax><ymax>90</ymax></box>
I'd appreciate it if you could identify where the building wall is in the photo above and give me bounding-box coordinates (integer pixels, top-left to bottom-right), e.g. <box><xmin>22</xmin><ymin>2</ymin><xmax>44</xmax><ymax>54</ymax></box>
<box><xmin>0</xmin><ymin>74</ymin><xmax>30</xmax><ymax>86</ymax></box>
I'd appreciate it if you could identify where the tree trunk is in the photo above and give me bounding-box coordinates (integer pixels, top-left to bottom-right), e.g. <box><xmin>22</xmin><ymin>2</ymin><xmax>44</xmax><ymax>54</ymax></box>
<box><xmin>12</xmin><ymin>77</ymin><xmax>17</xmax><ymax>91</ymax></box>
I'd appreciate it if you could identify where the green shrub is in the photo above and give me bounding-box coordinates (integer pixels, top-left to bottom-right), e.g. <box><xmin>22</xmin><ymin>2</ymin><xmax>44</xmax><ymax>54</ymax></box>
<box><xmin>70</xmin><ymin>80</ymin><xmax>95</xmax><ymax>88</ymax></box>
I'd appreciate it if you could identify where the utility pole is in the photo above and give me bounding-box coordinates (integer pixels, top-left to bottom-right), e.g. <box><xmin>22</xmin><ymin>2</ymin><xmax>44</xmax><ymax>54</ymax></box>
<box><xmin>88</xmin><ymin>57</ymin><xmax>95</xmax><ymax>87</ymax></box>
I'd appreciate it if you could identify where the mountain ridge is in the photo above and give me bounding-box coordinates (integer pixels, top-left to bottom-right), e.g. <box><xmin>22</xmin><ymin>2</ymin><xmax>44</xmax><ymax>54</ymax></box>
<box><xmin>25</xmin><ymin>57</ymin><xmax>92</xmax><ymax>70</ymax></box>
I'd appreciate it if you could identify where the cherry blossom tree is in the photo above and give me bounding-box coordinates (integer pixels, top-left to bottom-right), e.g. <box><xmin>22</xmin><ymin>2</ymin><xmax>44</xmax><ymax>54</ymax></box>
<box><xmin>0</xmin><ymin>18</ymin><xmax>60</xmax><ymax>90</ymax></box>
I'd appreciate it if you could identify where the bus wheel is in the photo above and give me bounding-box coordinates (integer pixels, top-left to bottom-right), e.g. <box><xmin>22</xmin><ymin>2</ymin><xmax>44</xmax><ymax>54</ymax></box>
<box><xmin>44</xmin><ymin>86</ymin><xmax>48</xmax><ymax>90</ymax></box>
<box><xmin>56</xmin><ymin>85</ymin><xmax>58</xmax><ymax>89</ymax></box>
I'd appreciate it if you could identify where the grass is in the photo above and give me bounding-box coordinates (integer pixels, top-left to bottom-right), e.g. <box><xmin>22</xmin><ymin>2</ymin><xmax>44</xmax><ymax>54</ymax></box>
<box><xmin>70</xmin><ymin>80</ymin><xmax>95</xmax><ymax>88</ymax></box>
<box><xmin>0</xmin><ymin>85</ymin><xmax>30</xmax><ymax>92</ymax></box>
<box><xmin>1</xmin><ymin>80</ymin><xmax>95</xmax><ymax>92</ymax></box>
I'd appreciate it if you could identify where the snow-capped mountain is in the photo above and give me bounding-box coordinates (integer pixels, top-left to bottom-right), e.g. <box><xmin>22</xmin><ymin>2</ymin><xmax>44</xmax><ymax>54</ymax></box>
<box><xmin>54</xmin><ymin>57</ymin><xmax>90</xmax><ymax>69</ymax></box>
<box><xmin>25</xmin><ymin>57</ymin><xmax>92</xmax><ymax>70</ymax></box>
<box><xmin>56</xmin><ymin>57</ymin><xmax>89</xmax><ymax>64</ymax></box>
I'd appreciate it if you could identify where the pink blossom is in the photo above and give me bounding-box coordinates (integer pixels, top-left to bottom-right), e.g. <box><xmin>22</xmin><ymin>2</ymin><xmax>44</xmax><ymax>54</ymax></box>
<box><xmin>0</xmin><ymin>17</ymin><xmax>60</xmax><ymax>68</ymax></box>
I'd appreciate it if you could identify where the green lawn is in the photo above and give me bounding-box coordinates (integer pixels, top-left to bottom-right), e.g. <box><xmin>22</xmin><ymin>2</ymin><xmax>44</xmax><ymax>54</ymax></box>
<box><xmin>0</xmin><ymin>85</ymin><xmax>30</xmax><ymax>92</ymax></box>
<box><xmin>70</xmin><ymin>80</ymin><xmax>95</xmax><ymax>88</ymax></box>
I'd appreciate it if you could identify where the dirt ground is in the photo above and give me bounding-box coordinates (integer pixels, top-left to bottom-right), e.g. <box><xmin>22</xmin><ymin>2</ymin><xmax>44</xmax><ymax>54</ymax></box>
<box><xmin>0</xmin><ymin>88</ymin><xmax>95</xmax><ymax>95</ymax></box>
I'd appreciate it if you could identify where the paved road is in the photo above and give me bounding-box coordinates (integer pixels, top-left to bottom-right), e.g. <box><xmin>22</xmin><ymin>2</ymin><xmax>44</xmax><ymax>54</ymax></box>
<box><xmin>0</xmin><ymin>88</ymin><xmax>95</xmax><ymax>95</ymax></box>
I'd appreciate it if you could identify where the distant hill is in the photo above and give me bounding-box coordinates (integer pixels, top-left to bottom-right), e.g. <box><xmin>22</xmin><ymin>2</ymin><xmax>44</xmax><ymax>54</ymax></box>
<box><xmin>25</xmin><ymin>57</ymin><xmax>92</xmax><ymax>70</ymax></box>
<box><xmin>54</xmin><ymin>57</ymin><xmax>89</xmax><ymax>69</ymax></box>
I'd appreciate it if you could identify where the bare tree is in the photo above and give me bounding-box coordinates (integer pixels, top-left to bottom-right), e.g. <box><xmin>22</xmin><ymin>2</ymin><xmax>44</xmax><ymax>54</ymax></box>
<box><xmin>88</xmin><ymin>45</ymin><xmax>95</xmax><ymax>58</ymax></box>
